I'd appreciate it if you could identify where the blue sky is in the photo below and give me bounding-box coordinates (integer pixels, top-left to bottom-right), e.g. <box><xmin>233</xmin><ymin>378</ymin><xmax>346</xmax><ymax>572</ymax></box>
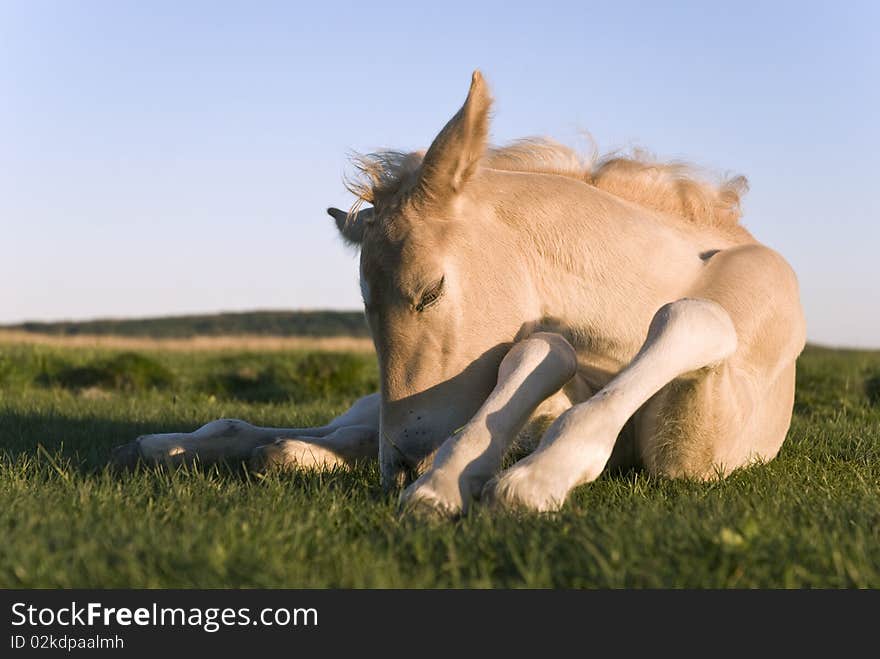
<box><xmin>1</xmin><ymin>1</ymin><xmax>877</xmax><ymax>347</ymax></box>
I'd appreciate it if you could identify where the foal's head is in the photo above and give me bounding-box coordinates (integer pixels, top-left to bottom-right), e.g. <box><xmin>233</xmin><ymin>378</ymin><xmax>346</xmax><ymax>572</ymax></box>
<box><xmin>328</xmin><ymin>72</ymin><xmax>535</xmax><ymax>488</ymax></box>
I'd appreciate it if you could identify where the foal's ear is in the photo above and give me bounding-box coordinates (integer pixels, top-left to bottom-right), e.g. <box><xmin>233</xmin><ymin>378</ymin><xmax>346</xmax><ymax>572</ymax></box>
<box><xmin>418</xmin><ymin>70</ymin><xmax>492</xmax><ymax>199</ymax></box>
<box><xmin>328</xmin><ymin>207</ymin><xmax>373</xmax><ymax>245</ymax></box>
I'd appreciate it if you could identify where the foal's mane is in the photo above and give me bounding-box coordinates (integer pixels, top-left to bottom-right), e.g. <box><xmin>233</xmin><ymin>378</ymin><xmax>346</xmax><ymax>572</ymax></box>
<box><xmin>346</xmin><ymin>138</ymin><xmax>748</xmax><ymax>228</ymax></box>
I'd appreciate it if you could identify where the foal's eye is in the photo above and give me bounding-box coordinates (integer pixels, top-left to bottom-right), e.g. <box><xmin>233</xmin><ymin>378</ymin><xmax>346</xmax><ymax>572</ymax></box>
<box><xmin>415</xmin><ymin>276</ymin><xmax>445</xmax><ymax>312</ymax></box>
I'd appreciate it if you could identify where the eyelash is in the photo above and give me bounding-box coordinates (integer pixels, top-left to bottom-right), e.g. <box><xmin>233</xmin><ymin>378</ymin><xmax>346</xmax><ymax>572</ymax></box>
<box><xmin>415</xmin><ymin>277</ymin><xmax>445</xmax><ymax>312</ymax></box>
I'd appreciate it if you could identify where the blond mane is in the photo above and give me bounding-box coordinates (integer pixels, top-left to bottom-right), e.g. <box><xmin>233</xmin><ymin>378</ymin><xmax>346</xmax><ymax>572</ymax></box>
<box><xmin>346</xmin><ymin>137</ymin><xmax>748</xmax><ymax>227</ymax></box>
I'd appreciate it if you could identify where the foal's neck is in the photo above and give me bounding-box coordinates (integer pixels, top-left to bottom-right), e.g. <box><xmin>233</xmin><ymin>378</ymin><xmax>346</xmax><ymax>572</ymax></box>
<box><xmin>489</xmin><ymin>170</ymin><xmax>744</xmax><ymax>372</ymax></box>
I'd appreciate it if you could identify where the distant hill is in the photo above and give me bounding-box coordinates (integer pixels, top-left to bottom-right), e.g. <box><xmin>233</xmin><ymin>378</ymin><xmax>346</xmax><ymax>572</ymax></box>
<box><xmin>6</xmin><ymin>310</ymin><xmax>369</xmax><ymax>338</ymax></box>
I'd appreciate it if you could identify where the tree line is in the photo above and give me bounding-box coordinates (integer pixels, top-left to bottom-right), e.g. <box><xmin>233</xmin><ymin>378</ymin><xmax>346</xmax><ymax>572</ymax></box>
<box><xmin>7</xmin><ymin>310</ymin><xmax>370</xmax><ymax>338</ymax></box>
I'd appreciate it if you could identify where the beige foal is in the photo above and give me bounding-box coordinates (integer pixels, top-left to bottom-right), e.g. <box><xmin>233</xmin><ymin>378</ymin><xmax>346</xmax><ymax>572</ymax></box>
<box><xmin>113</xmin><ymin>71</ymin><xmax>806</xmax><ymax>518</ymax></box>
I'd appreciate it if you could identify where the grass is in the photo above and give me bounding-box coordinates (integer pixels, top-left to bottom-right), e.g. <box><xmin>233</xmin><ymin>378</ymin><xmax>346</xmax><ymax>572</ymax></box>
<box><xmin>0</xmin><ymin>341</ymin><xmax>878</xmax><ymax>588</ymax></box>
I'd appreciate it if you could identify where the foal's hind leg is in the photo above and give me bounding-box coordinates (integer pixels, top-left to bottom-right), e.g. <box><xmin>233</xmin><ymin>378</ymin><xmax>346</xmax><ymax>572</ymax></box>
<box><xmin>483</xmin><ymin>298</ymin><xmax>739</xmax><ymax>512</ymax></box>
<box><xmin>110</xmin><ymin>393</ymin><xmax>380</xmax><ymax>470</ymax></box>
<box><xmin>637</xmin><ymin>245</ymin><xmax>805</xmax><ymax>477</ymax></box>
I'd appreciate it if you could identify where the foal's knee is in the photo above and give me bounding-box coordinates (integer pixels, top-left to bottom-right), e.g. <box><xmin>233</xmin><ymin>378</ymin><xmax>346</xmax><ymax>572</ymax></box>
<box><xmin>648</xmin><ymin>298</ymin><xmax>738</xmax><ymax>373</ymax></box>
<box><xmin>499</xmin><ymin>332</ymin><xmax>578</xmax><ymax>392</ymax></box>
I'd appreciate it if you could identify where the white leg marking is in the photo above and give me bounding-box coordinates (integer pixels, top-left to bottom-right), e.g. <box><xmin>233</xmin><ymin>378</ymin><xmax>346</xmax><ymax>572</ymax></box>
<box><xmin>111</xmin><ymin>394</ymin><xmax>380</xmax><ymax>468</ymax></box>
<box><xmin>400</xmin><ymin>333</ymin><xmax>577</xmax><ymax>515</ymax></box>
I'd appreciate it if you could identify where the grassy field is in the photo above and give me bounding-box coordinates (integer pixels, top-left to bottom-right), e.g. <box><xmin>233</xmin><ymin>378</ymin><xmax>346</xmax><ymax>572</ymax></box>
<box><xmin>0</xmin><ymin>340</ymin><xmax>878</xmax><ymax>588</ymax></box>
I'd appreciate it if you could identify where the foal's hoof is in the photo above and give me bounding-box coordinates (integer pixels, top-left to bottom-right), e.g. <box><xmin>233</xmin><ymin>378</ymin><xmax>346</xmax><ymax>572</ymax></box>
<box><xmin>399</xmin><ymin>481</ymin><xmax>461</xmax><ymax>520</ymax></box>
<box><xmin>248</xmin><ymin>440</ymin><xmax>288</xmax><ymax>473</ymax></box>
<box><xmin>481</xmin><ymin>470</ymin><xmax>566</xmax><ymax>513</ymax></box>
<box><xmin>399</xmin><ymin>490</ymin><xmax>458</xmax><ymax>521</ymax></box>
<box><xmin>109</xmin><ymin>438</ymin><xmax>144</xmax><ymax>470</ymax></box>
<box><xmin>249</xmin><ymin>439</ymin><xmax>345</xmax><ymax>473</ymax></box>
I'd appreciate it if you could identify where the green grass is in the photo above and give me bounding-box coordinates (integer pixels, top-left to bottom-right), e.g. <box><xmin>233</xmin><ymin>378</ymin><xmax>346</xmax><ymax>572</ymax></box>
<box><xmin>1</xmin><ymin>343</ymin><xmax>878</xmax><ymax>588</ymax></box>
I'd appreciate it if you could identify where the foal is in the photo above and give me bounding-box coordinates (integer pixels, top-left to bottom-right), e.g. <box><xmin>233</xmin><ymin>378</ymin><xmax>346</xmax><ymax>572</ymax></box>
<box><xmin>113</xmin><ymin>71</ymin><xmax>806</xmax><ymax>515</ymax></box>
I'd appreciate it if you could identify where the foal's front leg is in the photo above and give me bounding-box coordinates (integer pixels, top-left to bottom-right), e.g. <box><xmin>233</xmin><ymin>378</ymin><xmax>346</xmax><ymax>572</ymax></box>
<box><xmin>483</xmin><ymin>298</ymin><xmax>738</xmax><ymax>512</ymax></box>
<box><xmin>110</xmin><ymin>393</ymin><xmax>380</xmax><ymax>470</ymax></box>
<box><xmin>399</xmin><ymin>333</ymin><xmax>578</xmax><ymax>516</ymax></box>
